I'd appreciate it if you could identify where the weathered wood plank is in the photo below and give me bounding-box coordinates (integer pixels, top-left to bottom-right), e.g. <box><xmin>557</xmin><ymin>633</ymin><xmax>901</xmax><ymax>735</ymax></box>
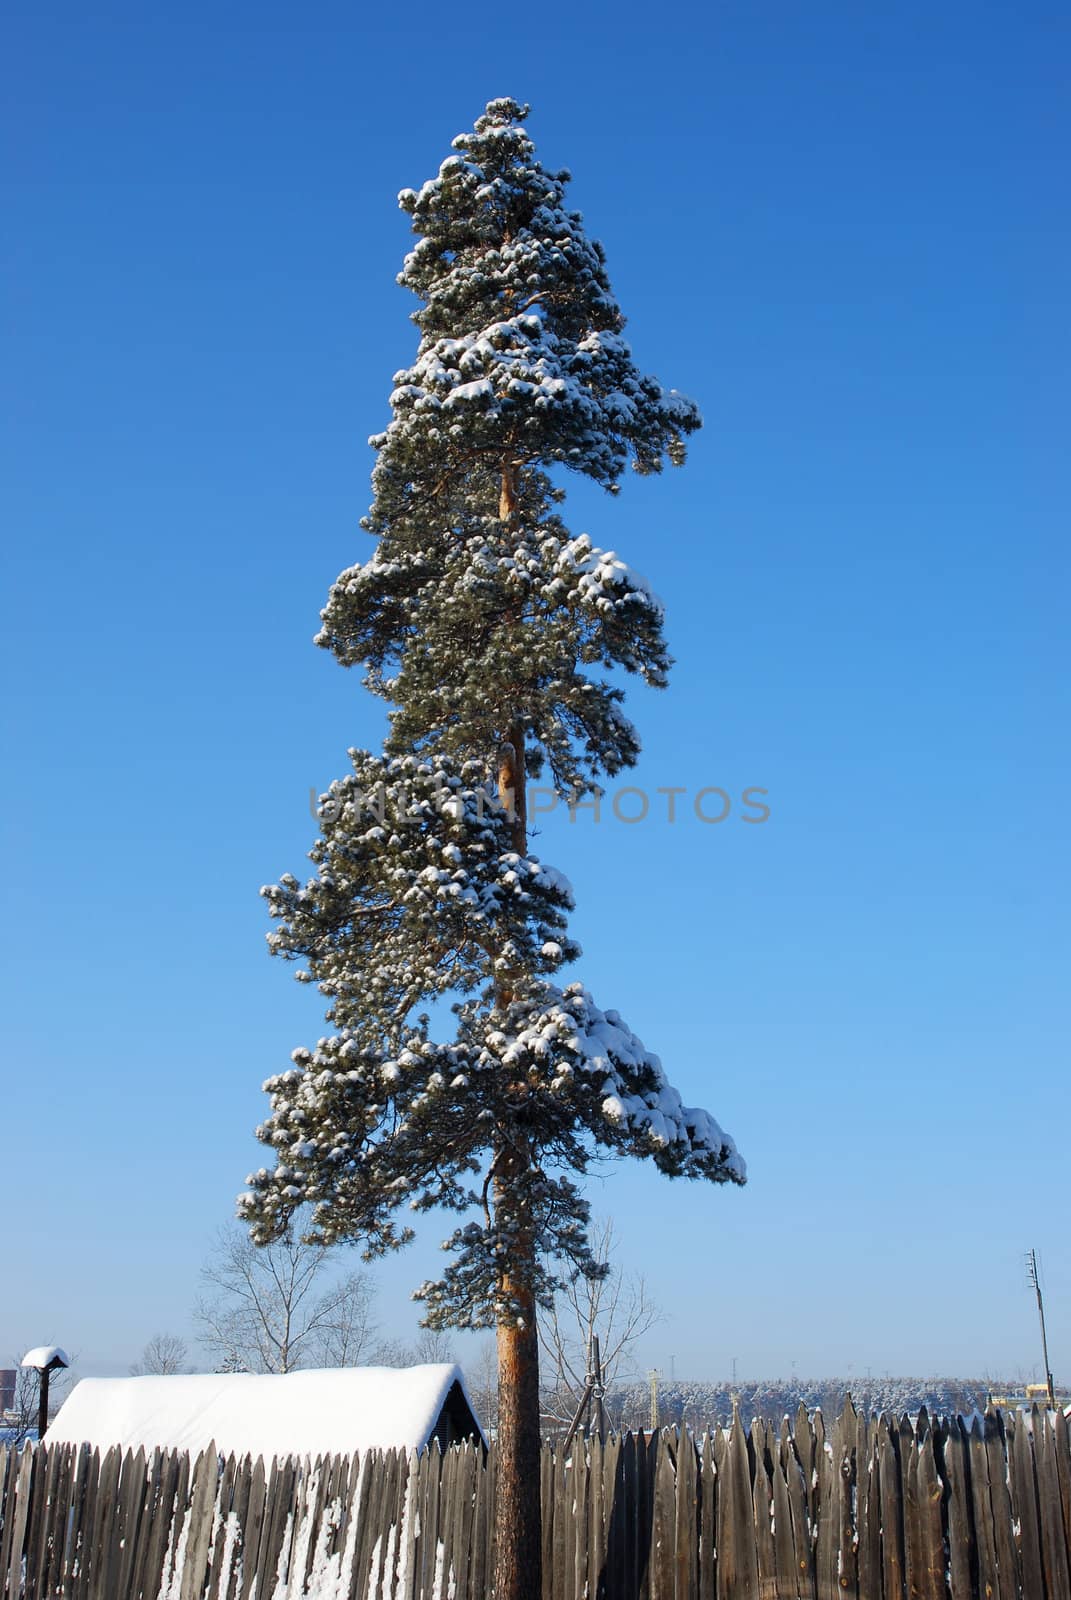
<box><xmin>334</xmin><ymin>1453</ymin><xmax>365</xmax><ymax>1600</ymax></box>
<box><xmin>457</xmin><ymin>1443</ymin><xmax>480</xmax><ymax>1600</ymax></box>
<box><xmin>353</xmin><ymin>1450</ymin><xmax>386</xmax><ymax>1600</ymax></box>
<box><xmin>1008</xmin><ymin>1411</ymin><xmax>1045</xmax><ymax>1600</ymax></box>
<box><xmin>813</xmin><ymin>1410</ymin><xmax>836</xmax><ymax>1600</ymax></box>
<box><xmin>54</xmin><ymin>1443</ymin><xmax>81</xmax><ymax>1594</ymax></box>
<box><xmin>983</xmin><ymin>1409</ymin><xmax>1019</xmax><ymax>1600</ymax></box>
<box><xmin>540</xmin><ymin>1437</ymin><xmax>555</xmax><ymax>1600</ymax></box>
<box><xmin>877</xmin><ymin>1416</ymin><xmax>905</xmax><ymax>1600</ymax></box>
<box><xmin>113</xmin><ymin>1446</ymin><xmax>150</xmax><ymax>1600</ymax></box>
<box><xmin>939</xmin><ymin>1418</ymin><xmax>973</xmax><ymax>1600</ymax></box>
<box><xmin>901</xmin><ymin>1415</ymin><xmax>924</xmax><ymax>1600</ymax></box>
<box><xmin>751</xmin><ymin>1419</ymin><xmax>777</xmax><ymax>1600</ymax></box>
<box><xmin>613</xmin><ymin>1431</ymin><xmax>638</xmax><ymax>1600</ymax></box>
<box><xmin>392</xmin><ymin>1452</ymin><xmax>416</xmax><ymax>1600</ymax></box>
<box><xmin>483</xmin><ymin>1436</ymin><xmax>497</xmax><ymax>1595</ymax></box>
<box><xmin>572</xmin><ymin>1437</ymin><xmax>589</xmax><ymax>1600</ymax></box>
<box><xmin>698</xmin><ymin>1433</ymin><xmax>716</xmax><ymax>1600</ymax></box>
<box><xmin>100</xmin><ymin>1445</ymin><xmax>139</xmax><ymax>1600</ymax></box>
<box><xmin>912</xmin><ymin>1426</ymin><xmax>946</xmax><ymax>1600</ymax></box>
<box><xmin>2</xmin><ymin>1446</ymin><xmax>36</xmax><ymax>1598</ymax></box>
<box><xmin>205</xmin><ymin>1450</ymin><xmax>239</xmax><ymax>1600</ymax></box>
<box><xmin>58</xmin><ymin>1443</ymin><xmax>93</xmax><ymax>1597</ymax></box>
<box><xmin>794</xmin><ymin>1406</ymin><xmax>814</xmax><ymax>1536</ymax></box>
<box><xmin>650</xmin><ymin>1433</ymin><xmax>676</xmax><ymax>1600</ymax></box>
<box><xmin>141</xmin><ymin>1449</ymin><xmax>182</xmax><ymax>1600</ymax></box>
<box><xmin>439</xmin><ymin>1446</ymin><xmax>464</xmax><ymax>1600</ymax></box>
<box><xmin>0</xmin><ymin>1446</ymin><xmax>20</xmax><ymax>1593</ymax></box>
<box><xmin>591</xmin><ymin>1433</ymin><xmax>610</xmax><ymax>1600</ymax></box>
<box><xmin>629</xmin><ymin>1431</ymin><xmax>647</xmax><ymax>1600</ymax></box>
<box><xmin>717</xmin><ymin>1407</ymin><xmax>758</xmax><ymax>1600</ymax></box>
<box><xmin>782</xmin><ymin>1424</ymin><xmax>815</xmax><ymax>1600</ymax></box>
<box><xmin>236</xmin><ymin>1455</ymin><xmax>266</xmax><ymax>1600</ymax></box>
<box><xmin>470</xmin><ymin>1447</ymin><xmax>491</xmax><ymax>1600</ymax></box>
<box><xmin>1055</xmin><ymin>1406</ymin><xmax>1071</xmax><ymax>1581</ymax></box>
<box><xmin>23</xmin><ymin>1440</ymin><xmax>53</xmax><ymax>1599</ymax></box>
<box><xmin>36</xmin><ymin>1440</ymin><xmax>71</xmax><ymax>1597</ymax></box>
<box><xmin>178</xmin><ymin>1444</ymin><xmax>222</xmax><ymax>1600</ymax></box>
<box><xmin>674</xmin><ymin>1431</ymin><xmax>698</xmax><ymax>1600</ymax></box>
<box><xmin>770</xmin><ymin>1441</ymin><xmax>799</xmax><ymax>1600</ymax></box>
<box><xmin>1036</xmin><ymin>1410</ymin><xmax>1071</xmax><ymax>1600</ymax></box>
<box><xmin>127</xmin><ymin>1447</ymin><xmax>164</xmax><ymax>1600</ymax></box>
<box><xmin>416</xmin><ymin>1444</ymin><xmax>441</xmax><ymax>1600</ymax></box>
<box><xmin>967</xmin><ymin>1413</ymin><xmax>1001</xmax><ymax>1600</ymax></box>
<box><xmin>86</xmin><ymin>1444</ymin><xmax>124</xmax><ymax>1600</ymax></box>
<box><xmin>853</xmin><ymin>1410</ymin><xmax>878</xmax><ymax>1600</ymax></box>
<box><xmin>832</xmin><ymin>1399</ymin><xmax>857</xmax><ymax>1600</ymax></box>
<box><xmin>368</xmin><ymin>1448</ymin><xmax>398</xmax><ymax>1600</ymax></box>
<box><xmin>640</xmin><ymin>1428</ymin><xmax>660</xmax><ymax>1600</ymax></box>
<box><xmin>236</xmin><ymin>1454</ymin><xmax>267</xmax><ymax>1600</ymax></box>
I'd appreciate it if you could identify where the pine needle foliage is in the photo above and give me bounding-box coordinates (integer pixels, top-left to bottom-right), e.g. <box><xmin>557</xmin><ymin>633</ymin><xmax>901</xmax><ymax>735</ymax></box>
<box><xmin>242</xmin><ymin>96</ymin><xmax>745</xmax><ymax>1333</ymax></box>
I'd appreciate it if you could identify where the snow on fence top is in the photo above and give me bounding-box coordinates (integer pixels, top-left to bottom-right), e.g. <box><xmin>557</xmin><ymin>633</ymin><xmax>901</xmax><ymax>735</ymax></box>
<box><xmin>46</xmin><ymin>1363</ymin><xmax>483</xmax><ymax>1459</ymax></box>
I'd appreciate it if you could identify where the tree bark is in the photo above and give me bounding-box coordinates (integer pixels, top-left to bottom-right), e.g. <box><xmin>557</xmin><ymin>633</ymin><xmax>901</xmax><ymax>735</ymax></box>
<box><xmin>493</xmin><ymin>1198</ymin><xmax>542</xmax><ymax>1600</ymax></box>
<box><xmin>491</xmin><ymin>459</ymin><xmax>542</xmax><ymax>1600</ymax></box>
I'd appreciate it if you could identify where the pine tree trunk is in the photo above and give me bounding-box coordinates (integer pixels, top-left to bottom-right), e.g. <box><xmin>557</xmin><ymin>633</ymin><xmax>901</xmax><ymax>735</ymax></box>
<box><xmin>493</xmin><ymin>1202</ymin><xmax>542</xmax><ymax>1600</ymax></box>
<box><xmin>492</xmin><ymin>460</ymin><xmax>542</xmax><ymax>1600</ymax></box>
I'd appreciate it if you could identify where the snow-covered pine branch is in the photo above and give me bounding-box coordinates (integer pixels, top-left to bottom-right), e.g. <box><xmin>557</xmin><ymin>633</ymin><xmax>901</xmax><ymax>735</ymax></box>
<box><xmin>243</xmin><ymin>752</ymin><xmax>743</xmax><ymax>1313</ymax></box>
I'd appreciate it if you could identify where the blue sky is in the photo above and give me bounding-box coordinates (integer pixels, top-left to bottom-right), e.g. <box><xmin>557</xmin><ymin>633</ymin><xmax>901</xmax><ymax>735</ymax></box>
<box><xmin>3</xmin><ymin>0</ymin><xmax>1068</xmax><ymax>1387</ymax></box>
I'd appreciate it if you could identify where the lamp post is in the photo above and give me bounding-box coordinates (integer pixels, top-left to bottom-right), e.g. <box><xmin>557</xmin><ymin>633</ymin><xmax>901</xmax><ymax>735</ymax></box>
<box><xmin>20</xmin><ymin>1346</ymin><xmax>70</xmax><ymax>1440</ymax></box>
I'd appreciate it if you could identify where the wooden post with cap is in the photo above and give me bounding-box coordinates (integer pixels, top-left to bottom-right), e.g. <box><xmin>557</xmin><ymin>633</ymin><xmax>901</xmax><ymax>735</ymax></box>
<box><xmin>20</xmin><ymin>1346</ymin><xmax>70</xmax><ymax>1440</ymax></box>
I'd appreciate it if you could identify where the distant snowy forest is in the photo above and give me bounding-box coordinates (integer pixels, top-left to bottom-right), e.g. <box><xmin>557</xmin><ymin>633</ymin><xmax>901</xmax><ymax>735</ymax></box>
<box><xmin>595</xmin><ymin>1376</ymin><xmax>1003</xmax><ymax>1432</ymax></box>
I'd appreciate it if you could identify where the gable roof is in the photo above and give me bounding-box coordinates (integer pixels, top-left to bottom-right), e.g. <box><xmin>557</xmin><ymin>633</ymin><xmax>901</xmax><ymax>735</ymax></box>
<box><xmin>46</xmin><ymin>1363</ymin><xmax>482</xmax><ymax>1458</ymax></box>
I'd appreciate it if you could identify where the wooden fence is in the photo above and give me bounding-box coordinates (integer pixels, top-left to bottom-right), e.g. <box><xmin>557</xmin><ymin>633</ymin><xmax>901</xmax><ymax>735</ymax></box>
<box><xmin>1</xmin><ymin>1401</ymin><xmax>1069</xmax><ymax>1599</ymax></box>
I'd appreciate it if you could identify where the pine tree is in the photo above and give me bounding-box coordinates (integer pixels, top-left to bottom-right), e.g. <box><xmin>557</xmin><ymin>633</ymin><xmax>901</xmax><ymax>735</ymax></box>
<box><xmin>242</xmin><ymin>99</ymin><xmax>746</xmax><ymax>1600</ymax></box>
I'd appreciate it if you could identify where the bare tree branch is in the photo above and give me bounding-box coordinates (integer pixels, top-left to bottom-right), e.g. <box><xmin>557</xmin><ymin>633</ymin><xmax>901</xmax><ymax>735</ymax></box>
<box><xmin>130</xmin><ymin>1333</ymin><xmax>190</xmax><ymax>1376</ymax></box>
<box><xmin>467</xmin><ymin>1337</ymin><xmax>500</xmax><ymax>1436</ymax></box>
<box><xmin>538</xmin><ymin>1218</ymin><xmax>664</xmax><ymax>1434</ymax></box>
<box><xmin>194</xmin><ymin>1218</ymin><xmax>380</xmax><ymax>1373</ymax></box>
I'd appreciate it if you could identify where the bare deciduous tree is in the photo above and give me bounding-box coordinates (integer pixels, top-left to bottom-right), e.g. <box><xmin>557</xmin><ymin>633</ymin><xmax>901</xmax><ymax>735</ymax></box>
<box><xmin>367</xmin><ymin>1335</ymin><xmax>413</xmax><ymax>1368</ymax></box>
<box><xmin>467</xmin><ymin>1337</ymin><xmax>500</xmax><ymax>1437</ymax></box>
<box><xmin>361</xmin><ymin>1327</ymin><xmax>457</xmax><ymax>1368</ymax></box>
<box><xmin>538</xmin><ymin>1219</ymin><xmax>663</xmax><ymax>1436</ymax></box>
<box><xmin>130</xmin><ymin>1332</ymin><xmax>190</xmax><ymax>1375</ymax></box>
<box><xmin>314</xmin><ymin>1275</ymin><xmax>382</xmax><ymax>1367</ymax></box>
<box><xmin>411</xmin><ymin>1327</ymin><xmax>457</xmax><ymax>1365</ymax></box>
<box><xmin>194</xmin><ymin>1222</ymin><xmax>379</xmax><ymax>1374</ymax></box>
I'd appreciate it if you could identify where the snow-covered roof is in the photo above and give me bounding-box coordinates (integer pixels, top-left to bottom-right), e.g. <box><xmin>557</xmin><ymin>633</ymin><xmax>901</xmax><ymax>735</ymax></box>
<box><xmin>47</xmin><ymin>1364</ymin><xmax>482</xmax><ymax>1458</ymax></box>
<box><xmin>21</xmin><ymin>1346</ymin><xmax>70</xmax><ymax>1369</ymax></box>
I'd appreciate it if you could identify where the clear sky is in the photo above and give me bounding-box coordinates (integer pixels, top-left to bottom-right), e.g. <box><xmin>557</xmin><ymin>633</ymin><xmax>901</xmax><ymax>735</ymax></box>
<box><xmin>3</xmin><ymin>0</ymin><xmax>1068</xmax><ymax>1388</ymax></box>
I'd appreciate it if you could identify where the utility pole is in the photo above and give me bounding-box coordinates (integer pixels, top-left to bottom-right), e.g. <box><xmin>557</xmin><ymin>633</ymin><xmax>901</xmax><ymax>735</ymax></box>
<box><xmin>648</xmin><ymin>1369</ymin><xmax>659</xmax><ymax>1433</ymax></box>
<box><xmin>1026</xmin><ymin>1249</ymin><xmax>1056</xmax><ymax>1408</ymax></box>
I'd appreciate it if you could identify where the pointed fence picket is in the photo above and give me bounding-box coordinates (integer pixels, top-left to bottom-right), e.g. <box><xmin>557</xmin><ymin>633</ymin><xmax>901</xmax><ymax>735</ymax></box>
<box><xmin>0</xmin><ymin>1401</ymin><xmax>1068</xmax><ymax>1598</ymax></box>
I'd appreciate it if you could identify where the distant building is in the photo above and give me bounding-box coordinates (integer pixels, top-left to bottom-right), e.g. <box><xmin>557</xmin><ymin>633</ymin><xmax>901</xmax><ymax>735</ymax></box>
<box><xmin>988</xmin><ymin>1384</ymin><xmax>1069</xmax><ymax>1413</ymax></box>
<box><xmin>46</xmin><ymin>1364</ymin><xmax>483</xmax><ymax>1459</ymax></box>
<box><xmin>0</xmin><ymin>1371</ymin><xmax>15</xmax><ymax>1413</ymax></box>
